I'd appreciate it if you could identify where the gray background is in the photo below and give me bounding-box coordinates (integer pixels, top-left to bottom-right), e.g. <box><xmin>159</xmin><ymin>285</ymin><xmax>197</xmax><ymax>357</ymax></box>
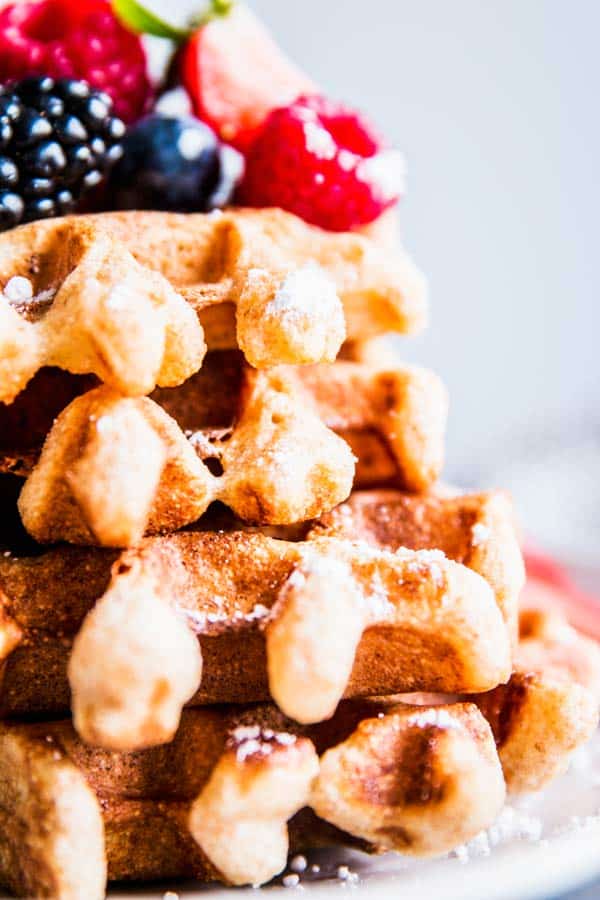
<box><xmin>163</xmin><ymin>0</ymin><xmax>600</xmax><ymax>562</ymax></box>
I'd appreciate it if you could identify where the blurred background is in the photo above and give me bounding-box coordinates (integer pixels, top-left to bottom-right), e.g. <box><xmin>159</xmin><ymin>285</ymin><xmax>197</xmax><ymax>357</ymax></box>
<box><xmin>164</xmin><ymin>0</ymin><xmax>600</xmax><ymax>572</ymax></box>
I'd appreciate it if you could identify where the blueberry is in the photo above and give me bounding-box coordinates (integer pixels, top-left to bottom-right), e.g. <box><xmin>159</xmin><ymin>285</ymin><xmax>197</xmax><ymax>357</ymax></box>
<box><xmin>108</xmin><ymin>115</ymin><xmax>241</xmax><ymax>213</ymax></box>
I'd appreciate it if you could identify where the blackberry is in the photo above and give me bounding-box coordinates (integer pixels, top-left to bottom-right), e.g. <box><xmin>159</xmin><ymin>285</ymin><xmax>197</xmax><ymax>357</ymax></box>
<box><xmin>0</xmin><ymin>76</ymin><xmax>125</xmax><ymax>232</ymax></box>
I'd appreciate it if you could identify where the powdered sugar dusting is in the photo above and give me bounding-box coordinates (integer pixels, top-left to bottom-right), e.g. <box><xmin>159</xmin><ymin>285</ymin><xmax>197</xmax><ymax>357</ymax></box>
<box><xmin>2</xmin><ymin>276</ymin><xmax>56</xmax><ymax>320</ymax></box>
<box><xmin>365</xmin><ymin>569</ymin><xmax>394</xmax><ymax>620</ymax></box>
<box><xmin>185</xmin><ymin>427</ymin><xmax>232</xmax><ymax>459</ymax></box>
<box><xmin>471</xmin><ymin>522</ymin><xmax>491</xmax><ymax>547</ymax></box>
<box><xmin>184</xmin><ymin>601</ymin><xmax>270</xmax><ymax>633</ymax></box>
<box><xmin>408</xmin><ymin>707</ymin><xmax>461</xmax><ymax>730</ymax></box>
<box><xmin>265</xmin><ymin>263</ymin><xmax>340</xmax><ymax>324</ymax></box>
<box><xmin>451</xmin><ymin>805</ymin><xmax>544</xmax><ymax>864</ymax></box>
<box><xmin>303</xmin><ymin>121</ymin><xmax>336</xmax><ymax>160</ymax></box>
<box><xmin>229</xmin><ymin>724</ymin><xmax>297</xmax><ymax>763</ymax></box>
<box><xmin>3</xmin><ymin>276</ymin><xmax>32</xmax><ymax>303</ymax></box>
<box><xmin>399</xmin><ymin>547</ymin><xmax>447</xmax><ymax>586</ymax></box>
<box><xmin>356</xmin><ymin>149</ymin><xmax>406</xmax><ymax>200</ymax></box>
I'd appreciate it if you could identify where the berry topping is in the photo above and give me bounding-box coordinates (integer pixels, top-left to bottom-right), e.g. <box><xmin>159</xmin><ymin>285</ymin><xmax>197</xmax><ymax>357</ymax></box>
<box><xmin>106</xmin><ymin>113</ymin><xmax>242</xmax><ymax>213</ymax></box>
<box><xmin>0</xmin><ymin>76</ymin><xmax>124</xmax><ymax>232</ymax></box>
<box><xmin>0</xmin><ymin>0</ymin><xmax>152</xmax><ymax>123</ymax></box>
<box><xmin>181</xmin><ymin>2</ymin><xmax>315</xmax><ymax>152</ymax></box>
<box><xmin>239</xmin><ymin>94</ymin><xmax>405</xmax><ymax>232</ymax></box>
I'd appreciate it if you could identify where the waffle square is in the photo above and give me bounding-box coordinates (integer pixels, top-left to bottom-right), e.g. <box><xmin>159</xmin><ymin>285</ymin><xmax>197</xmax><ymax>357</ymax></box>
<box><xmin>10</xmin><ymin>353</ymin><xmax>447</xmax><ymax>545</ymax></box>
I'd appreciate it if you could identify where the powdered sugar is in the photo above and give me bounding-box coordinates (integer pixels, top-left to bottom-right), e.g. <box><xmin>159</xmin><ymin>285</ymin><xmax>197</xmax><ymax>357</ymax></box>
<box><xmin>184</xmin><ymin>601</ymin><xmax>270</xmax><ymax>632</ymax></box>
<box><xmin>3</xmin><ymin>276</ymin><xmax>33</xmax><ymax>303</ymax></box>
<box><xmin>185</xmin><ymin>427</ymin><xmax>232</xmax><ymax>460</ymax></box>
<box><xmin>290</xmin><ymin>855</ymin><xmax>307</xmax><ymax>873</ymax></box>
<box><xmin>265</xmin><ymin>264</ymin><xmax>340</xmax><ymax>325</ymax></box>
<box><xmin>356</xmin><ymin>149</ymin><xmax>406</xmax><ymax>200</ymax></box>
<box><xmin>290</xmin><ymin>552</ymin><xmax>353</xmax><ymax>590</ymax></box>
<box><xmin>399</xmin><ymin>547</ymin><xmax>446</xmax><ymax>586</ymax></box>
<box><xmin>303</xmin><ymin>121</ymin><xmax>336</xmax><ymax>160</ymax></box>
<box><xmin>471</xmin><ymin>522</ymin><xmax>491</xmax><ymax>547</ymax></box>
<box><xmin>408</xmin><ymin>707</ymin><xmax>461</xmax><ymax>730</ymax></box>
<box><xmin>452</xmin><ymin>805</ymin><xmax>544</xmax><ymax>863</ymax></box>
<box><xmin>94</xmin><ymin>415</ymin><xmax>116</xmax><ymax>435</ymax></box>
<box><xmin>2</xmin><ymin>276</ymin><xmax>56</xmax><ymax>319</ymax></box>
<box><xmin>230</xmin><ymin>724</ymin><xmax>297</xmax><ymax>763</ymax></box>
<box><xmin>365</xmin><ymin>569</ymin><xmax>394</xmax><ymax>620</ymax></box>
<box><xmin>338</xmin><ymin>149</ymin><xmax>357</xmax><ymax>172</ymax></box>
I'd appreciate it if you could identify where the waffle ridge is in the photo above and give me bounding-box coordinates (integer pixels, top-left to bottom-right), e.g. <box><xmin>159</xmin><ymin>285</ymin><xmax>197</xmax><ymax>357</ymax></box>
<box><xmin>0</xmin><ymin>208</ymin><xmax>427</xmax><ymax>403</ymax></box>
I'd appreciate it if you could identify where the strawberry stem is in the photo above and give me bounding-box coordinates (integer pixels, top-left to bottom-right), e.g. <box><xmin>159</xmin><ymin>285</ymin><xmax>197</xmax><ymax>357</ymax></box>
<box><xmin>212</xmin><ymin>0</ymin><xmax>234</xmax><ymax>14</ymax></box>
<box><xmin>195</xmin><ymin>0</ymin><xmax>235</xmax><ymax>26</ymax></box>
<box><xmin>112</xmin><ymin>0</ymin><xmax>191</xmax><ymax>40</ymax></box>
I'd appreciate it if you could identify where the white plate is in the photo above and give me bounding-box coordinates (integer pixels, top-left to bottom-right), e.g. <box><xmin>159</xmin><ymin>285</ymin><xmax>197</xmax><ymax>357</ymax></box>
<box><xmin>33</xmin><ymin>729</ymin><xmax>598</xmax><ymax>900</ymax></box>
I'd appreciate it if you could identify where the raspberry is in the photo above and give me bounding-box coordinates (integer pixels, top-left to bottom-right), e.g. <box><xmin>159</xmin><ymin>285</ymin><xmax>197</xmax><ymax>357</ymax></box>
<box><xmin>239</xmin><ymin>95</ymin><xmax>405</xmax><ymax>232</ymax></box>
<box><xmin>0</xmin><ymin>0</ymin><xmax>152</xmax><ymax>123</ymax></box>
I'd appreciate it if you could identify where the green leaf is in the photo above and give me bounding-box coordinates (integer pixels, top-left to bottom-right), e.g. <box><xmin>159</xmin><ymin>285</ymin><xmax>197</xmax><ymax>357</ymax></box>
<box><xmin>112</xmin><ymin>0</ymin><xmax>191</xmax><ymax>40</ymax></box>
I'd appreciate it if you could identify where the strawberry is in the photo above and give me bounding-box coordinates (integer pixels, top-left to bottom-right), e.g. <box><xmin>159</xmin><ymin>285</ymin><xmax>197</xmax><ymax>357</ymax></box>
<box><xmin>181</xmin><ymin>1</ymin><xmax>315</xmax><ymax>153</ymax></box>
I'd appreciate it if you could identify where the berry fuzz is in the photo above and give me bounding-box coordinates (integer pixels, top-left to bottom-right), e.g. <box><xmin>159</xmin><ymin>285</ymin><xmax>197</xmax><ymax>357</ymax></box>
<box><xmin>239</xmin><ymin>94</ymin><xmax>405</xmax><ymax>232</ymax></box>
<box><xmin>0</xmin><ymin>76</ymin><xmax>125</xmax><ymax>232</ymax></box>
<box><xmin>0</xmin><ymin>0</ymin><xmax>151</xmax><ymax>123</ymax></box>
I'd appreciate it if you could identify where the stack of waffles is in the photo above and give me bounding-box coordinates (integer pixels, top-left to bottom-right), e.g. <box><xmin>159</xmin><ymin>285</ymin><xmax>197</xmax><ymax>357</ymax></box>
<box><xmin>0</xmin><ymin>208</ymin><xmax>598</xmax><ymax>899</ymax></box>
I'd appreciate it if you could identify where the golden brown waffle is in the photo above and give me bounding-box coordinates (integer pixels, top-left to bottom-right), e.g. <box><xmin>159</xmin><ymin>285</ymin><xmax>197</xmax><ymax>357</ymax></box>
<box><xmin>406</xmin><ymin>608</ymin><xmax>600</xmax><ymax>793</ymax></box>
<box><xmin>0</xmin><ymin>699</ymin><xmax>504</xmax><ymax>895</ymax></box>
<box><xmin>309</xmin><ymin>487</ymin><xmax>525</xmax><ymax>647</ymax></box>
<box><xmin>11</xmin><ymin>352</ymin><xmax>447</xmax><ymax>545</ymax></box>
<box><xmin>0</xmin><ymin>488</ymin><xmax>520</xmax><ymax>750</ymax></box>
<box><xmin>473</xmin><ymin>609</ymin><xmax>600</xmax><ymax>793</ymax></box>
<box><xmin>0</xmin><ymin>208</ymin><xmax>427</xmax><ymax>403</ymax></box>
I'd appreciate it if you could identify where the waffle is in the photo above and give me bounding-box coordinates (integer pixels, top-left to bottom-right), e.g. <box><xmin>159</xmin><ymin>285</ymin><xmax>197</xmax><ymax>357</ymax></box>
<box><xmin>473</xmin><ymin>609</ymin><xmax>600</xmax><ymax>793</ymax></box>
<box><xmin>0</xmin><ymin>699</ymin><xmax>504</xmax><ymax>895</ymax></box>
<box><xmin>309</xmin><ymin>487</ymin><xmax>525</xmax><ymax>647</ymax></box>
<box><xmin>0</xmin><ymin>208</ymin><xmax>427</xmax><ymax>403</ymax></box>
<box><xmin>10</xmin><ymin>352</ymin><xmax>447</xmax><ymax>545</ymax></box>
<box><xmin>0</xmin><ymin>489</ymin><xmax>520</xmax><ymax>750</ymax></box>
<box><xmin>406</xmin><ymin>608</ymin><xmax>600</xmax><ymax>794</ymax></box>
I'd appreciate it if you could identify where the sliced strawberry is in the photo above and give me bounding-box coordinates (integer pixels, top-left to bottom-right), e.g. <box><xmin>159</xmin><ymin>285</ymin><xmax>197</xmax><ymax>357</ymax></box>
<box><xmin>181</xmin><ymin>3</ymin><xmax>315</xmax><ymax>152</ymax></box>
